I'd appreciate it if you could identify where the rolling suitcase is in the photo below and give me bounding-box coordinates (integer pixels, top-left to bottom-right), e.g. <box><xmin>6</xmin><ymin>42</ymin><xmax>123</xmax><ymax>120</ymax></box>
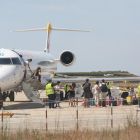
<box><xmin>133</xmin><ymin>98</ymin><xmax>138</xmax><ymax>105</ymax></box>
<box><xmin>114</xmin><ymin>98</ymin><xmax>121</xmax><ymax>106</ymax></box>
<box><xmin>106</xmin><ymin>101</ymin><xmax>109</xmax><ymax>105</ymax></box>
<box><xmin>122</xmin><ymin>99</ymin><xmax>127</xmax><ymax>105</ymax></box>
<box><xmin>60</xmin><ymin>91</ymin><xmax>63</xmax><ymax>101</ymax></box>
<box><xmin>90</xmin><ymin>98</ymin><xmax>95</xmax><ymax>106</ymax></box>
<box><xmin>109</xmin><ymin>100</ymin><xmax>117</xmax><ymax>106</ymax></box>
<box><xmin>99</xmin><ymin>100</ymin><xmax>106</xmax><ymax>107</ymax></box>
<box><xmin>117</xmin><ymin>100</ymin><xmax>121</xmax><ymax>106</ymax></box>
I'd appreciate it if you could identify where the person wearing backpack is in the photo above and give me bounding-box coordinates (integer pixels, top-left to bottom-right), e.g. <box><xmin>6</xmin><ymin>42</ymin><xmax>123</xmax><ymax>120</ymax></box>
<box><xmin>100</xmin><ymin>79</ymin><xmax>108</xmax><ymax>107</ymax></box>
<box><xmin>81</xmin><ymin>79</ymin><xmax>92</xmax><ymax>108</ymax></box>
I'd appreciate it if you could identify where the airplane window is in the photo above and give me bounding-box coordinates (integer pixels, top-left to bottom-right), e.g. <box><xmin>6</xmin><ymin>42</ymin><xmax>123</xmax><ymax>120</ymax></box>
<box><xmin>12</xmin><ymin>58</ymin><xmax>22</xmax><ymax>65</ymax></box>
<box><xmin>0</xmin><ymin>58</ymin><xmax>12</xmax><ymax>64</ymax></box>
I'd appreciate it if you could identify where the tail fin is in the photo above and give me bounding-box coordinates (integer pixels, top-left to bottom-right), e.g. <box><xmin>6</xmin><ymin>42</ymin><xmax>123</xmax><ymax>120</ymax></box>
<box><xmin>10</xmin><ymin>23</ymin><xmax>92</xmax><ymax>53</ymax></box>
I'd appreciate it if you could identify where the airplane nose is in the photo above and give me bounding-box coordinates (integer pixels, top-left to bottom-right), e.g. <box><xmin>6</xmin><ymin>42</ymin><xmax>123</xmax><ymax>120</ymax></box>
<box><xmin>0</xmin><ymin>66</ymin><xmax>11</xmax><ymax>91</ymax></box>
<box><xmin>0</xmin><ymin>65</ymin><xmax>25</xmax><ymax>91</ymax></box>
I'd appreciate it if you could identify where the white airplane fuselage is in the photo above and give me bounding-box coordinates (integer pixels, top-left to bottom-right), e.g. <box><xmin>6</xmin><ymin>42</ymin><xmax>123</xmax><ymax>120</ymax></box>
<box><xmin>17</xmin><ymin>49</ymin><xmax>57</xmax><ymax>77</ymax></box>
<box><xmin>0</xmin><ymin>48</ymin><xmax>57</xmax><ymax>92</ymax></box>
<box><xmin>0</xmin><ymin>48</ymin><xmax>76</xmax><ymax>92</ymax></box>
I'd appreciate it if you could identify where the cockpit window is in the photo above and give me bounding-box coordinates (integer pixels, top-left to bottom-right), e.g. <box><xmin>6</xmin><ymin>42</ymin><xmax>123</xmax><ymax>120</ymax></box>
<box><xmin>0</xmin><ymin>58</ymin><xmax>12</xmax><ymax>64</ymax></box>
<box><xmin>11</xmin><ymin>58</ymin><xmax>21</xmax><ymax>65</ymax></box>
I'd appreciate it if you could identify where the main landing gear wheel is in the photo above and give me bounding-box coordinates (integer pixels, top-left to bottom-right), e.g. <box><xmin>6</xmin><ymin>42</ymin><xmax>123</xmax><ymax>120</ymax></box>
<box><xmin>0</xmin><ymin>93</ymin><xmax>2</xmax><ymax>101</ymax></box>
<box><xmin>0</xmin><ymin>88</ymin><xmax>2</xmax><ymax>101</ymax></box>
<box><xmin>9</xmin><ymin>91</ymin><xmax>14</xmax><ymax>101</ymax></box>
<box><xmin>2</xmin><ymin>92</ymin><xmax>7</xmax><ymax>101</ymax></box>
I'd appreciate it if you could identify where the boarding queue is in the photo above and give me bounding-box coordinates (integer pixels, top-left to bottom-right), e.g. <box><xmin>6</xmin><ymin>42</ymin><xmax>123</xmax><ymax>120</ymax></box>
<box><xmin>45</xmin><ymin>79</ymin><xmax>77</xmax><ymax>109</ymax></box>
<box><xmin>45</xmin><ymin>78</ymin><xmax>111</xmax><ymax>109</ymax></box>
<box><xmin>45</xmin><ymin>79</ymin><xmax>139</xmax><ymax>109</ymax></box>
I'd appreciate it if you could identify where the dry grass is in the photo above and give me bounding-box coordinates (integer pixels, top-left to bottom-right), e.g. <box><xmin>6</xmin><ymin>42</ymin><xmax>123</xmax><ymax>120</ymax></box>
<box><xmin>0</xmin><ymin>118</ymin><xmax>140</xmax><ymax>140</ymax></box>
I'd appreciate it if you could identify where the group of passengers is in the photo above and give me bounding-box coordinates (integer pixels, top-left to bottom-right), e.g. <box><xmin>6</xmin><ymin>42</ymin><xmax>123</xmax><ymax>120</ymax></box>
<box><xmin>93</xmin><ymin>79</ymin><xmax>109</xmax><ymax>107</ymax></box>
<box><xmin>46</xmin><ymin>80</ymin><xmax>77</xmax><ymax>109</ymax></box>
<box><xmin>81</xmin><ymin>79</ymin><xmax>110</xmax><ymax>108</ymax></box>
<box><xmin>46</xmin><ymin>78</ymin><xmax>111</xmax><ymax>109</ymax></box>
<box><xmin>24</xmin><ymin>60</ymin><xmax>111</xmax><ymax>108</ymax></box>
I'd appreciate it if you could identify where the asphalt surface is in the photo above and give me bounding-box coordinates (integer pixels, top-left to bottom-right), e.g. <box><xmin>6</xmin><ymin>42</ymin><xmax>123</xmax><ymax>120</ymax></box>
<box><xmin>0</xmin><ymin>90</ymin><xmax>140</xmax><ymax>131</ymax></box>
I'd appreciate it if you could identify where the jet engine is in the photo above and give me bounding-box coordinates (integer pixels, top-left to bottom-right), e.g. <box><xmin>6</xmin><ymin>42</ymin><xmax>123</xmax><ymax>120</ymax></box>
<box><xmin>60</xmin><ymin>51</ymin><xmax>76</xmax><ymax>67</ymax></box>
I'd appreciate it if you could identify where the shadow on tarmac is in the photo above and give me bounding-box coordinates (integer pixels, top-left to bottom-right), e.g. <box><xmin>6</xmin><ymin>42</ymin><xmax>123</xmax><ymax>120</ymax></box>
<box><xmin>3</xmin><ymin>102</ymin><xmax>44</xmax><ymax>110</ymax></box>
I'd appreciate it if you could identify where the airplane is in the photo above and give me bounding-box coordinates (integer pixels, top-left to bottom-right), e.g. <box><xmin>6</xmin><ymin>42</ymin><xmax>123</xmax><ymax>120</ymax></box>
<box><xmin>104</xmin><ymin>74</ymin><xmax>114</xmax><ymax>77</ymax></box>
<box><xmin>0</xmin><ymin>23</ymin><xmax>140</xmax><ymax>104</ymax></box>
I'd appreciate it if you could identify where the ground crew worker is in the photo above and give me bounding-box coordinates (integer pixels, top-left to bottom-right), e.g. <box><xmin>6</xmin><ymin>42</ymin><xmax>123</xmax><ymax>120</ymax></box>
<box><xmin>46</xmin><ymin>80</ymin><xmax>56</xmax><ymax>109</ymax></box>
<box><xmin>138</xmin><ymin>85</ymin><xmax>140</xmax><ymax>107</ymax></box>
<box><xmin>106</xmin><ymin>81</ymin><xmax>111</xmax><ymax>98</ymax></box>
<box><xmin>64</xmin><ymin>85</ymin><xmax>69</xmax><ymax>99</ymax></box>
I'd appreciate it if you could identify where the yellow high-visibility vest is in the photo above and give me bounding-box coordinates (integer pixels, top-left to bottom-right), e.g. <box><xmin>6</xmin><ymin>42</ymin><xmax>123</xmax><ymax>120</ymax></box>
<box><xmin>107</xmin><ymin>82</ymin><xmax>111</xmax><ymax>89</ymax></box>
<box><xmin>46</xmin><ymin>83</ymin><xmax>54</xmax><ymax>96</ymax></box>
<box><xmin>138</xmin><ymin>86</ymin><xmax>140</xmax><ymax>97</ymax></box>
<box><xmin>64</xmin><ymin>85</ymin><xmax>69</xmax><ymax>92</ymax></box>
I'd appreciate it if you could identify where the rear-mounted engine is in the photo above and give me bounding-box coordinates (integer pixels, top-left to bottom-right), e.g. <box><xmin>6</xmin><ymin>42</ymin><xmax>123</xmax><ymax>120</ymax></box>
<box><xmin>60</xmin><ymin>51</ymin><xmax>76</xmax><ymax>67</ymax></box>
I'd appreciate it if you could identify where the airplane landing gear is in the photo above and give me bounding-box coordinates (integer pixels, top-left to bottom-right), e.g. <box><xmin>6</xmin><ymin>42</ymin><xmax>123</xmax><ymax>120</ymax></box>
<box><xmin>2</xmin><ymin>92</ymin><xmax>7</xmax><ymax>101</ymax></box>
<box><xmin>9</xmin><ymin>91</ymin><xmax>14</xmax><ymax>101</ymax></box>
<box><xmin>0</xmin><ymin>88</ymin><xmax>2</xmax><ymax>101</ymax></box>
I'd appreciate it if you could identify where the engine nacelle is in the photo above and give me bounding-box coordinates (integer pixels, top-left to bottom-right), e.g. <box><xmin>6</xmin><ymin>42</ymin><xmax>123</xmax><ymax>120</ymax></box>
<box><xmin>60</xmin><ymin>51</ymin><xmax>76</xmax><ymax>67</ymax></box>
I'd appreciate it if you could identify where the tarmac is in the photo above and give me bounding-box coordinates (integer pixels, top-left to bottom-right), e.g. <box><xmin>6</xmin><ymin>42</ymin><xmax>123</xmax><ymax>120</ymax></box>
<box><xmin>0</xmin><ymin>90</ymin><xmax>140</xmax><ymax>131</ymax></box>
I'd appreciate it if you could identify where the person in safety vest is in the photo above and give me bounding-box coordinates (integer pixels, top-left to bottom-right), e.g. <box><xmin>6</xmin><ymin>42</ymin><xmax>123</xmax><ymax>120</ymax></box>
<box><xmin>46</xmin><ymin>80</ymin><xmax>56</xmax><ymax>109</ymax></box>
<box><xmin>106</xmin><ymin>81</ymin><xmax>111</xmax><ymax>98</ymax></box>
<box><xmin>64</xmin><ymin>85</ymin><xmax>69</xmax><ymax>99</ymax></box>
<box><xmin>138</xmin><ymin>85</ymin><xmax>140</xmax><ymax>98</ymax></box>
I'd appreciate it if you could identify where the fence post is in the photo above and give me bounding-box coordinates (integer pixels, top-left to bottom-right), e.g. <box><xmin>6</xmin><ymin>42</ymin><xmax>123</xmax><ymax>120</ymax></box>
<box><xmin>76</xmin><ymin>97</ymin><xmax>78</xmax><ymax>130</ymax></box>
<box><xmin>45</xmin><ymin>98</ymin><xmax>47</xmax><ymax>131</ymax></box>
<box><xmin>111</xmin><ymin>96</ymin><xmax>113</xmax><ymax>128</ymax></box>
<box><xmin>1</xmin><ymin>100</ymin><xmax>3</xmax><ymax>132</ymax></box>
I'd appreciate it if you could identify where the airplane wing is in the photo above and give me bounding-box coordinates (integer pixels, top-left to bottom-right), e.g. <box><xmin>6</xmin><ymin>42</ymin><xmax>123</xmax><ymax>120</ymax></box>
<box><xmin>52</xmin><ymin>77</ymin><xmax>140</xmax><ymax>83</ymax></box>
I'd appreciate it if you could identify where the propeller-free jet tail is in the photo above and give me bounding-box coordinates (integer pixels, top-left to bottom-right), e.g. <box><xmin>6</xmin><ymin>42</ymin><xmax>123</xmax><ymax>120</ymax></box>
<box><xmin>10</xmin><ymin>23</ymin><xmax>92</xmax><ymax>53</ymax></box>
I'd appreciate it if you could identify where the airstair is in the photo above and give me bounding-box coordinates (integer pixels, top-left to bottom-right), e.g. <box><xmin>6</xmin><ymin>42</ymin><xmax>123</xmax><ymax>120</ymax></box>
<box><xmin>22</xmin><ymin>78</ymin><xmax>44</xmax><ymax>105</ymax></box>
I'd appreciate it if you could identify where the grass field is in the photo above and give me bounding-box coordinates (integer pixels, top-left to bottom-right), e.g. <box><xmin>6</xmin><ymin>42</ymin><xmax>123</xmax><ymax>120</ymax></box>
<box><xmin>0</xmin><ymin>117</ymin><xmax>140</xmax><ymax>140</ymax></box>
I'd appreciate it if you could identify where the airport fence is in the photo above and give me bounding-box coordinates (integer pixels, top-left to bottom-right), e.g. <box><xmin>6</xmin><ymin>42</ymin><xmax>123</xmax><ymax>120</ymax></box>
<box><xmin>0</xmin><ymin>96</ymin><xmax>140</xmax><ymax>132</ymax></box>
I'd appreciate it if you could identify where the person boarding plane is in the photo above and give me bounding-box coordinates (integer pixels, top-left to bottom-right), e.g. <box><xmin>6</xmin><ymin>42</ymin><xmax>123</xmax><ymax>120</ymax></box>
<box><xmin>0</xmin><ymin>23</ymin><xmax>139</xmax><ymax>104</ymax></box>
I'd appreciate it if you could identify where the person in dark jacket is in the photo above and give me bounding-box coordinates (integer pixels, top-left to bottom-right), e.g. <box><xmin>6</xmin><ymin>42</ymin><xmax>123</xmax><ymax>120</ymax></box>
<box><xmin>81</xmin><ymin>79</ymin><xmax>92</xmax><ymax>108</ymax></box>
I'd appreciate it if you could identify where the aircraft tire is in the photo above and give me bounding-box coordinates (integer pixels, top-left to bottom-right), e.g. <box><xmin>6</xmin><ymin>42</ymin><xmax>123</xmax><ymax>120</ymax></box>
<box><xmin>0</xmin><ymin>92</ymin><xmax>2</xmax><ymax>101</ymax></box>
<box><xmin>2</xmin><ymin>92</ymin><xmax>7</xmax><ymax>101</ymax></box>
<box><xmin>9</xmin><ymin>91</ymin><xmax>14</xmax><ymax>101</ymax></box>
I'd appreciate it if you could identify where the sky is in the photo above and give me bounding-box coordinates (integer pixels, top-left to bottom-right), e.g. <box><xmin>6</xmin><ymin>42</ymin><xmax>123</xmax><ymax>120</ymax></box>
<box><xmin>0</xmin><ymin>0</ymin><xmax>140</xmax><ymax>75</ymax></box>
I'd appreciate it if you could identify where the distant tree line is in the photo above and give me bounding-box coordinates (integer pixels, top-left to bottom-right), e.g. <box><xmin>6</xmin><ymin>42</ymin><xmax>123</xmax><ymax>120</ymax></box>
<box><xmin>57</xmin><ymin>71</ymin><xmax>136</xmax><ymax>77</ymax></box>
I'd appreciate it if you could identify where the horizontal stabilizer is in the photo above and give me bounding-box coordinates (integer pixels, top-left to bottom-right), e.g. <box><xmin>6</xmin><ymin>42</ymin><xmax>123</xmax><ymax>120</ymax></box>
<box><xmin>51</xmin><ymin>28</ymin><xmax>92</xmax><ymax>32</ymax></box>
<box><xmin>10</xmin><ymin>28</ymin><xmax>47</xmax><ymax>32</ymax></box>
<box><xmin>10</xmin><ymin>28</ymin><xmax>92</xmax><ymax>33</ymax></box>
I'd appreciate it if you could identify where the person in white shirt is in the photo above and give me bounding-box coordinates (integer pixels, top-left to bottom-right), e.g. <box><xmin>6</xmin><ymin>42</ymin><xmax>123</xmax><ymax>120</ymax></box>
<box><xmin>93</xmin><ymin>81</ymin><xmax>100</xmax><ymax>107</ymax></box>
<box><xmin>55</xmin><ymin>81</ymin><xmax>61</xmax><ymax>108</ymax></box>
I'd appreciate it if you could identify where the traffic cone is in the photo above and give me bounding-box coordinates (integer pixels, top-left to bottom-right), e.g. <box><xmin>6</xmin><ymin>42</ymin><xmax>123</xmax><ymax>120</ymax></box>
<box><xmin>82</xmin><ymin>97</ymin><xmax>85</xmax><ymax>106</ymax></box>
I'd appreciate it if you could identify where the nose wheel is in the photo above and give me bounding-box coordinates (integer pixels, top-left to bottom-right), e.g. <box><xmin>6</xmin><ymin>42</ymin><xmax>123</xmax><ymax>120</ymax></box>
<box><xmin>1</xmin><ymin>91</ymin><xmax>15</xmax><ymax>101</ymax></box>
